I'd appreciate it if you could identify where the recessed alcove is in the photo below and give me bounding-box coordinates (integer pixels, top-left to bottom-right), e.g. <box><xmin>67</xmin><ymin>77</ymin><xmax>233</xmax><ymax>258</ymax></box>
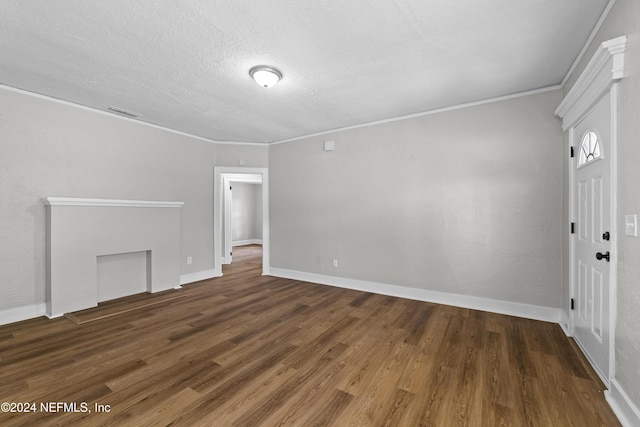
<box><xmin>43</xmin><ymin>197</ymin><xmax>184</xmax><ymax>318</ymax></box>
<box><xmin>97</xmin><ymin>250</ymin><xmax>150</xmax><ymax>303</ymax></box>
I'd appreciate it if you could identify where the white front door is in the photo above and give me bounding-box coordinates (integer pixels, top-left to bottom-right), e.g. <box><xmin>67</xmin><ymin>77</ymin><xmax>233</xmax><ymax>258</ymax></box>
<box><xmin>572</xmin><ymin>92</ymin><xmax>612</xmax><ymax>384</ymax></box>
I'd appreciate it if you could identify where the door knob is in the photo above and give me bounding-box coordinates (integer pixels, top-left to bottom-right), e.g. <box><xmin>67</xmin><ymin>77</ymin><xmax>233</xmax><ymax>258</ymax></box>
<box><xmin>596</xmin><ymin>251</ymin><xmax>610</xmax><ymax>262</ymax></box>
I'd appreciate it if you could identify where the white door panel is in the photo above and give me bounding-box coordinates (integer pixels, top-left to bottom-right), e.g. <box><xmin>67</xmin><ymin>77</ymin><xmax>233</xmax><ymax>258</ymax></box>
<box><xmin>572</xmin><ymin>92</ymin><xmax>611</xmax><ymax>384</ymax></box>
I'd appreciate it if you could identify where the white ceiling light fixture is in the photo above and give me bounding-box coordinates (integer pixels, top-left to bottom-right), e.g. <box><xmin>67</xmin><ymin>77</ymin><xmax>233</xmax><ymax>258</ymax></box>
<box><xmin>249</xmin><ymin>66</ymin><xmax>282</xmax><ymax>88</ymax></box>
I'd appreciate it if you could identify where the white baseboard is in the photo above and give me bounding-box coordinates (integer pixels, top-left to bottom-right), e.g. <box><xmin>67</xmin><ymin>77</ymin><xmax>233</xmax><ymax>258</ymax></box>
<box><xmin>559</xmin><ymin>308</ymin><xmax>571</xmax><ymax>336</ymax></box>
<box><xmin>0</xmin><ymin>303</ymin><xmax>47</xmax><ymax>326</ymax></box>
<box><xmin>232</xmin><ymin>239</ymin><xmax>263</xmax><ymax>247</ymax></box>
<box><xmin>268</xmin><ymin>268</ymin><xmax>562</xmax><ymax>323</ymax></box>
<box><xmin>1</xmin><ymin>271</ymin><xmax>222</xmax><ymax>325</ymax></box>
<box><xmin>180</xmin><ymin>269</ymin><xmax>221</xmax><ymax>285</ymax></box>
<box><xmin>606</xmin><ymin>379</ymin><xmax>640</xmax><ymax>427</ymax></box>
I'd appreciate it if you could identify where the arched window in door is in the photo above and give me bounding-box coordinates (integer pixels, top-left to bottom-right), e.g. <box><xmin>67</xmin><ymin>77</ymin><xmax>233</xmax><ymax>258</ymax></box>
<box><xmin>577</xmin><ymin>130</ymin><xmax>601</xmax><ymax>167</ymax></box>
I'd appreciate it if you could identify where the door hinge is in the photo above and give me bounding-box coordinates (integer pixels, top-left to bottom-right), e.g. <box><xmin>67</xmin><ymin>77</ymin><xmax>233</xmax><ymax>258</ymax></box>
<box><xmin>571</xmin><ymin>298</ymin><xmax>575</xmax><ymax>310</ymax></box>
<box><xmin>571</xmin><ymin>222</ymin><xmax>575</xmax><ymax>234</ymax></box>
<box><xmin>230</xmin><ymin>251</ymin><xmax>232</xmax><ymax>256</ymax></box>
<box><xmin>570</xmin><ymin>146</ymin><xmax>575</xmax><ymax>158</ymax></box>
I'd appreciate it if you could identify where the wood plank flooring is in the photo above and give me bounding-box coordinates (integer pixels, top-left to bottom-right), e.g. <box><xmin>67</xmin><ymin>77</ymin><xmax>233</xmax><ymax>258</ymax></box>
<box><xmin>0</xmin><ymin>245</ymin><xmax>620</xmax><ymax>426</ymax></box>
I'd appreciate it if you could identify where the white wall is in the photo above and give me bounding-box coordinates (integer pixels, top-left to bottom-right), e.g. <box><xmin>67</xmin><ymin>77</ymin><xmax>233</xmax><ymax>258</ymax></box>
<box><xmin>562</xmin><ymin>0</ymin><xmax>640</xmax><ymax>419</ymax></box>
<box><xmin>97</xmin><ymin>251</ymin><xmax>148</xmax><ymax>303</ymax></box>
<box><xmin>269</xmin><ymin>90</ymin><xmax>563</xmax><ymax>308</ymax></box>
<box><xmin>0</xmin><ymin>86</ymin><xmax>267</xmax><ymax>321</ymax></box>
<box><xmin>231</xmin><ymin>182</ymin><xmax>262</xmax><ymax>244</ymax></box>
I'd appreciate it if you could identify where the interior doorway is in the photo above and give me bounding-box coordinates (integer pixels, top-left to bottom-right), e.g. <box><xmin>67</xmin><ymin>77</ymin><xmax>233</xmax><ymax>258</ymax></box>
<box><xmin>214</xmin><ymin>167</ymin><xmax>269</xmax><ymax>277</ymax></box>
<box><xmin>223</xmin><ymin>174</ymin><xmax>263</xmax><ymax>265</ymax></box>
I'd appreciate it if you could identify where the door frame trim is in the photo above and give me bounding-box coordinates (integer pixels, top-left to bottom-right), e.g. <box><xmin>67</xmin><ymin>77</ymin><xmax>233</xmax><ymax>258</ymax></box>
<box><xmin>569</xmin><ymin>91</ymin><xmax>616</xmax><ymax>386</ymax></box>
<box><xmin>222</xmin><ymin>174</ymin><xmax>264</xmax><ymax>265</ymax></box>
<box><xmin>556</xmin><ymin>36</ymin><xmax>625</xmax><ymax>131</ymax></box>
<box><xmin>557</xmin><ymin>36</ymin><xmax>625</xmax><ymax>387</ymax></box>
<box><xmin>214</xmin><ymin>167</ymin><xmax>269</xmax><ymax>277</ymax></box>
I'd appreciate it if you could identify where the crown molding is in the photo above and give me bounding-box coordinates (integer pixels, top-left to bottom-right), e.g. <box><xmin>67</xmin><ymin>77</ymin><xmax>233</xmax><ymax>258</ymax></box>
<box><xmin>556</xmin><ymin>36</ymin><xmax>626</xmax><ymax>130</ymax></box>
<box><xmin>561</xmin><ymin>0</ymin><xmax>618</xmax><ymax>88</ymax></box>
<box><xmin>270</xmin><ymin>85</ymin><xmax>561</xmax><ymax>145</ymax></box>
<box><xmin>0</xmin><ymin>84</ymin><xmax>264</xmax><ymax>145</ymax></box>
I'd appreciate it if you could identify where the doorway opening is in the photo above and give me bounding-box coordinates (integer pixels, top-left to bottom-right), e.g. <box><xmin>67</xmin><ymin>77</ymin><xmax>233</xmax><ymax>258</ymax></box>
<box><xmin>222</xmin><ymin>244</ymin><xmax>263</xmax><ymax>277</ymax></box>
<box><xmin>214</xmin><ymin>167</ymin><xmax>269</xmax><ymax>277</ymax></box>
<box><xmin>223</xmin><ymin>173</ymin><xmax>262</xmax><ymax>265</ymax></box>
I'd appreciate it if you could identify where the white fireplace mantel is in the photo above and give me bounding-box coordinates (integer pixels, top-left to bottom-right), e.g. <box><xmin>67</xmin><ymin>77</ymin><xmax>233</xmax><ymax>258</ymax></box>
<box><xmin>44</xmin><ymin>197</ymin><xmax>184</xmax><ymax>318</ymax></box>
<box><xmin>43</xmin><ymin>197</ymin><xmax>184</xmax><ymax>208</ymax></box>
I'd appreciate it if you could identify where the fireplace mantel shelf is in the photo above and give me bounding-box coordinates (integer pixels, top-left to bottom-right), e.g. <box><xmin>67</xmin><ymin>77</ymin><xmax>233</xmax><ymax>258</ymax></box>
<box><xmin>43</xmin><ymin>197</ymin><xmax>184</xmax><ymax>208</ymax></box>
<box><xmin>44</xmin><ymin>196</ymin><xmax>183</xmax><ymax>318</ymax></box>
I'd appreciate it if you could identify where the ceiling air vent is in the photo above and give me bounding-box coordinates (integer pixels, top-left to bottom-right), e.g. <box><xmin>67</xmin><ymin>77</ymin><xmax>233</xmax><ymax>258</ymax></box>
<box><xmin>107</xmin><ymin>106</ymin><xmax>141</xmax><ymax>118</ymax></box>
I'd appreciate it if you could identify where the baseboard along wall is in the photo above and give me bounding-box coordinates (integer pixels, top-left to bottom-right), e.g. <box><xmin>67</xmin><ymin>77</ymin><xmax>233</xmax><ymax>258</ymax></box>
<box><xmin>0</xmin><ymin>303</ymin><xmax>47</xmax><ymax>325</ymax></box>
<box><xmin>2</xmin><ymin>264</ymin><xmax>637</xmax><ymax>427</ymax></box>
<box><xmin>232</xmin><ymin>239</ymin><xmax>263</xmax><ymax>247</ymax></box>
<box><xmin>267</xmin><ymin>267</ymin><xmax>562</xmax><ymax>323</ymax></box>
<box><xmin>606</xmin><ymin>379</ymin><xmax>640</xmax><ymax>427</ymax></box>
<box><xmin>179</xmin><ymin>269</ymin><xmax>221</xmax><ymax>286</ymax></box>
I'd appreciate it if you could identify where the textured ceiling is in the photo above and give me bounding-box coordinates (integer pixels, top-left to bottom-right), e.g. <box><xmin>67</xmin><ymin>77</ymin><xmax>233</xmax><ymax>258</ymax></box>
<box><xmin>0</xmin><ymin>0</ymin><xmax>609</xmax><ymax>143</ymax></box>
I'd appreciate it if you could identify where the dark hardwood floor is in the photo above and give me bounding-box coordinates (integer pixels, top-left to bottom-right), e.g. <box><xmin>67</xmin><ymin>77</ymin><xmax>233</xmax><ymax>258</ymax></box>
<box><xmin>0</xmin><ymin>245</ymin><xmax>620</xmax><ymax>426</ymax></box>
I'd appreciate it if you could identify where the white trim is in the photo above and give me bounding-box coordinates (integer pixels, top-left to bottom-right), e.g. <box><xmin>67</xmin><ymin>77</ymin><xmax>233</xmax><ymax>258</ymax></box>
<box><xmin>214</xmin><ymin>167</ymin><xmax>269</xmax><ymax>276</ymax></box>
<box><xmin>568</xmin><ymin>127</ymin><xmax>577</xmax><ymax>337</ymax></box>
<box><xmin>0</xmin><ymin>303</ymin><xmax>47</xmax><ymax>326</ymax></box>
<box><xmin>559</xmin><ymin>308</ymin><xmax>571</xmax><ymax>336</ymax></box>
<box><xmin>213</xmin><ymin>140</ymin><xmax>268</xmax><ymax>147</ymax></box>
<box><xmin>606</xmin><ymin>379</ymin><xmax>640</xmax><ymax>427</ymax></box>
<box><xmin>2</xmin><ymin>80</ymin><xmax>562</xmax><ymax>147</ymax></box>
<box><xmin>268</xmin><ymin>268</ymin><xmax>562</xmax><ymax>323</ymax></box>
<box><xmin>560</xmin><ymin>37</ymin><xmax>625</xmax><ymax>392</ymax></box>
<box><xmin>0</xmin><ymin>84</ymin><xmax>268</xmax><ymax>146</ymax></box>
<box><xmin>556</xmin><ymin>36</ymin><xmax>626</xmax><ymax>130</ymax></box>
<box><xmin>0</xmin><ymin>84</ymin><xmax>263</xmax><ymax>145</ymax></box>
<box><xmin>566</xmin><ymin>92</ymin><xmax>618</xmax><ymax>388</ymax></box>
<box><xmin>232</xmin><ymin>239</ymin><xmax>263</xmax><ymax>247</ymax></box>
<box><xmin>270</xmin><ymin>85</ymin><xmax>561</xmax><ymax>145</ymax></box>
<box><xmin>224</xmin><ymin>174</ymin><xmax>264</xmax><ymax>264</ymax></box>
<box><xmin>180</xmin><ymin>269</ymin><xmax>221</xmax><ymax>285</ymax></box>
<box><xmin>225</xmin><ymin>174</ymin><xmax>263</xmax><ymax>183</ymax></box>
<box><xmin>561</xmin><ymin>0</ymin><xmax>618</xmax><ymax>88</ymax></box>
<box><xmin>43</xmin><ymin>197</ymin><xmax>184</xmax><ymax>208</ymax></box>
<box><xmin>573</xmin><ymin>333</ymin><xmax>609</xmax><ymax>385</ymax></box>
<box><xmin>609</xmin><ymin>83</ymin><xmax>619</xmax><ymax>382</ymax></box>
<box><xmin>223</xmin><ymin>177</ymin><xmax>233</xmax><ymax>264</ymax></box>
<box><xmin>46</xmin><ymin>313</ymin><xmax>64</xmax><ymax>319</ymax></box>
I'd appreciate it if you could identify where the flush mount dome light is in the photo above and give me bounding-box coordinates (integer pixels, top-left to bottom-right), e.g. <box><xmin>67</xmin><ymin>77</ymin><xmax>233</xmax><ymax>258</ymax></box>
<box><xmin>249</xmin><ymin>66</ymin><xmax>282</xmax><ymax>88</ymax></box>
